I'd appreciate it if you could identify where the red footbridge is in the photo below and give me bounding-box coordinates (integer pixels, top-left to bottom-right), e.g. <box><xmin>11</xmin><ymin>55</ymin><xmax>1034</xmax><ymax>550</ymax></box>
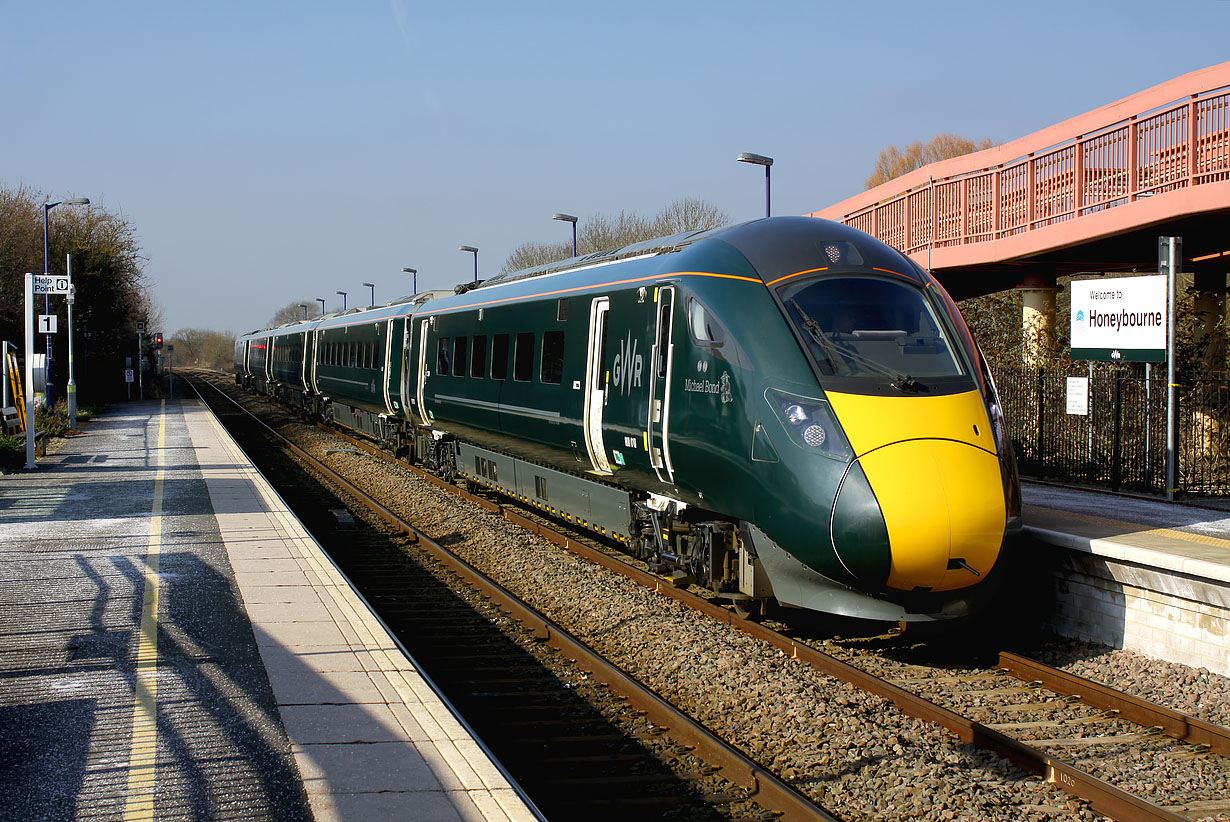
<box><xmin>809</xmin><ymin>63</ymin><xmax>1230</xmax><ymax>299</ymax></box>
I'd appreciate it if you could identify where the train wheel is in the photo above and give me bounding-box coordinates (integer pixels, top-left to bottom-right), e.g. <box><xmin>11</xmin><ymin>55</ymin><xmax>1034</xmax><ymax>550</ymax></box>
<box><xmin>732</xmin><ymin>596</ymin><xmax>763</xmax><ymax>620</ymax></box>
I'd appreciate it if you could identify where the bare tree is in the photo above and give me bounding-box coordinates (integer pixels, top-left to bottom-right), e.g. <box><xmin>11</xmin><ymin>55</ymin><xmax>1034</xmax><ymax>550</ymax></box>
<box><xmin>654</xmin><ymin>197</ymin><xmax>728</xmax><ymax>236</ymax></box>
<box><xmin>865</xmin><ymin>134</ymin><xmax>994</xmax><ymax>189</ymax></box>
<box><xmin>268</xmin><ymin>300</ymin><xmax>317</xmax><ymax>327</ymax></box>
<box><xmin>170</xmin><ymin>328</ymin><xmax>237</xmax><ymax>371</ymax></box>
<box><xmin>500</xmin><ymin>197</ymin><xmax>729</xmax><ymax>274</ymax></box>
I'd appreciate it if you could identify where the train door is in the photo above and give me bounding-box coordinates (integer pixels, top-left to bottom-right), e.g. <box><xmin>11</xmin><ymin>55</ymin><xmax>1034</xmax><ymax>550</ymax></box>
<box><xmin>309</xmin><ymin>329</ymin><xmax>320</xmax><ymax>394</ymax></box>
<box><xmin>583</xmin><ymin>297</ymin><xmax>614</xmax><ymax>475</ymax></box>
<box><xmin>381</xmin><ymin>319</ymin><xmax>396</xmax><ymax>415</ymax></box>
<box><xmin>299</xmin><ymin>332</ymin><xmax>309</xmax><ymax>392</ymax></box>
<box><xmin>415</xmin><ymin>318</ymin><xmax>431</xmax><ymax>425</ymax></box>
<box><xmin>399</xmin><ymin>319</ymin><xmax>413</xmax><ymax>417</ymax></box>
<box><xmin>647</xmin><ymin>286</ymin><xmax>676</xmax><ymax>483</ymax></box>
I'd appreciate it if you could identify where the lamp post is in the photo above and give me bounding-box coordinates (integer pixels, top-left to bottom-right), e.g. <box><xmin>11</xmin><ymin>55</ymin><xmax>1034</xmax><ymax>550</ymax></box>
<box><xmin>42</xmin><ymin>196</ymin><xmax>90</xmax><ymax>406</ymax></box>
<box><xmin>66</xmin><ymin>258</ymin><xmax>78</xmax><ymax>430</ymax></box>
<box><xmin>736</xmin><ymin>152</ymin><xmax>773</xmax><ymax>218</ymax></box>
<box><xmin>552</xmin><ymin>213</ymin><xmax>578</xmax><ymax>256</ymax></box>
<box><xmin>459</xmin><ymin>246</ymin><xmax>478</xmax><ymax>282</ymax></box>
<box><xmin>336</xmin><ymin>291</ymin><xmax>347</xmax><ymax>311</ymax></box>
<box><xmin>316</xmin><ymin>298</ymin><xmax>326</xmax><ymax>316</ymax></box>
<box><xmin>362</xmin><ymin>282</ymin><xmax>375</xmax><ymax>307</ymax></box>
<box><xmin>402</xmin><ymin>267</ymin><xmax>417</xmax><ymax>295</ymax></box>
<box><xmin>299</xmin><ymin>304</ymin><xmax>308</xmax><ymax>320</ymax></box>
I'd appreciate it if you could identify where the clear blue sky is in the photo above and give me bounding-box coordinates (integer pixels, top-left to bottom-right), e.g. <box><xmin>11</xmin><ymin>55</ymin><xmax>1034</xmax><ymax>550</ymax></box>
<box><xmin>6</xmin><ymin>1</ymin><xmax>1229</xmax><ymax>336</ymax></box>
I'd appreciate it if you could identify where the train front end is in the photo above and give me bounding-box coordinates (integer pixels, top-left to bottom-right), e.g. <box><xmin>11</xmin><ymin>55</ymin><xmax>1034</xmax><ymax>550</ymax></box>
<box><xmin>727</xmin><ymin>219</ymin><xmax>1021</xmax><ymax>621</ymax></box>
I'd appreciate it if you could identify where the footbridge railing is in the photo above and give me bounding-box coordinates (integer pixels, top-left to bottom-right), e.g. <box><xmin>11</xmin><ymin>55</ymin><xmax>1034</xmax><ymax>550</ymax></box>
<box><xmin>810</xmin><ymin>63</ymin><xmax>1230</xmax><ymax>260</ymax></box>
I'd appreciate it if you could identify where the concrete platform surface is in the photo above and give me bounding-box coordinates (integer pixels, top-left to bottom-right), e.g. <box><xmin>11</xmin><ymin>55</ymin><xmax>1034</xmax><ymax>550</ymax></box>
<box><xmin>0</xmin><ymin>400</ymin><xmax>541</xmax><ymax>822</ymax></box>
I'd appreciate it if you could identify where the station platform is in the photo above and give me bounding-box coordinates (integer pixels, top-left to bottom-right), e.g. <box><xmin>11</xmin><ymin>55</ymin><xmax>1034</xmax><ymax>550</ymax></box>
<box><xmin>0</xmin><ymin>400</ymin><xmax>540</xmax><ymax>822</ymax></box>
<box><xmin>1022</xmin><ymin>483</ymin><xmax>1230</xmax><ymax>676</ymax></box>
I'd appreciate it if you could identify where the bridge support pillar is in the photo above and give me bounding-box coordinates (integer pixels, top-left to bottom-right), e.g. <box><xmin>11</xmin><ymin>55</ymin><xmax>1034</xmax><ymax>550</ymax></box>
<box><xmin>1191</xmin><ymin>266</ymin><xmax>1228</xmax><ymax>369</ymax></box>
<box><xmin>1016</xmin><ymin>274</ymin><xmax>1061</xmax><ymax>368</ymax></box>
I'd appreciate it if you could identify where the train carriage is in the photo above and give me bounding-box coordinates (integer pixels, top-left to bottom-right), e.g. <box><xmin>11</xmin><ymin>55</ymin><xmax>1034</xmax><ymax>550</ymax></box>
<box><xmin>238</xmin><ymin>217</ymin><xmax>1021</xmax><ymax>623</ymax></box>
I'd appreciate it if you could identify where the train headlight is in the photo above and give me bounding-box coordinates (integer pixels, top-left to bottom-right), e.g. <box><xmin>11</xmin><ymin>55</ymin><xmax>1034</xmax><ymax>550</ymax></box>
<box><xmin>768</xmin><ymin>389</ymin><xmax>851</xmax><ymax>461</ymax></box>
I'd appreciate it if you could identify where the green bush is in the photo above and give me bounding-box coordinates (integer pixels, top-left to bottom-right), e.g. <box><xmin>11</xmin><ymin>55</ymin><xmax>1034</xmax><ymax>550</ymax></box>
<box><xmin>35</xmin><ymin>405</ymin><xmax>71</xmax><ymax>438</ymax></box>
<box><xmin>0</xmin><ymin>435</ymin><xmax>23</xmax><ymax>471</ymax></box>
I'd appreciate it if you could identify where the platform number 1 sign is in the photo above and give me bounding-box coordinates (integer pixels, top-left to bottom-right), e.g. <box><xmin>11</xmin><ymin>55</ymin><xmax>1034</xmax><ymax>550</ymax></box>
<box><xmin>39</xmin><ymin>315</ymin><xmax>58</xmax><ymax>334</ymax></box>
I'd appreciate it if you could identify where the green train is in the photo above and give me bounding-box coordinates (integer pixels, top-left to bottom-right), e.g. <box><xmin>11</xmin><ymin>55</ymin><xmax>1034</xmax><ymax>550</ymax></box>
<box><xmin>236</xmin><ymin>217</ymin><xmax>1021</xmax><ymax>621</ymax></box>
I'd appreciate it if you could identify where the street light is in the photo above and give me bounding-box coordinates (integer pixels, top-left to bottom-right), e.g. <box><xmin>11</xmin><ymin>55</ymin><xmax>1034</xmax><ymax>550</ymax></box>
<box><xmin>553</xmin><ymin>213</ymin><xmax>578</xmax><ymax>257</ymax></box>
<box><xmin>336</xmin><ymin>290</ymin><xmax>347</xmax><ymax>311</ymax></box>
<box><xmin>736</xmin><ymin>152</ymin><xmax>773</xmax><ymax>218</ymax></box>
<box><xmin>459</xmin><ymin>246</ymin><xmax>478</xmax><ymax>282</ymax></box>
<box><xmin>317</xmin><ymin>298</ymin><xmax>326</xmax><ymax>316</ymax></box>
<box><xmin>402</xmin><ymin>267</ymin><xmax>417</xmax><ymax>295</ymax></box>
<box><xmin>362</xmin><ymin>282</ymin><xmax>375</xmax><ymax>307</ymax></box>
<box><xmin>299</xmin><ymin>304</ymin><xmax>308</xmax><ymax>320</ymax></box>
<box><xmin>42</xmin><ymin>196</ymin><xmax>90</xmax><ymax>406</ymax></box>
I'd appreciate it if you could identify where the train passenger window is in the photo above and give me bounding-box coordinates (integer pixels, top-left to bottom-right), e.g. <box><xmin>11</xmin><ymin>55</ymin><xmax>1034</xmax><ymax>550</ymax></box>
<box><xmin>513</xmin><ymin>332</ymin><xmax>534</xmax><ymax>382</ymax></box>
<box><xmin>556</xmin><ymin>298</ymin><xmax>568</xmax><ymax>322</ymax></box>
<box><xmin>471</xmin><ymin>335</ymin><xmax>487</xmax><ymax>378</ymax></box>
<box><xmin>687</xmin><ymin>298</ymin><xmax>726</xmax><ymax>345</ymax></box>
<box><xmin>452</xmin><ymin>337</ymin><xmax>468</xmax><ymax>377</ymax></box>
<box><xmin>540</xmin><ymin>330</ymin><xmax>564</xmax><ymax>384</ymax></box>
<box><xmin>491</xmin><ymin>334</ymin><xmax>509</xmax><ymax>380</ymax></box>
<box><xmin>437</xmin><ymin>337</ymin><xmax>450</xmax><ymax>374</ymax></box>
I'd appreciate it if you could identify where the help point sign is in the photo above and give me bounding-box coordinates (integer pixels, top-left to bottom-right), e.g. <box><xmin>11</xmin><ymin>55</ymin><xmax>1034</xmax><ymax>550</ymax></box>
<box><xmin>1070</xmin><ymin>274</ymin><xmax>1167</xmax><ymax>362</ymax></box>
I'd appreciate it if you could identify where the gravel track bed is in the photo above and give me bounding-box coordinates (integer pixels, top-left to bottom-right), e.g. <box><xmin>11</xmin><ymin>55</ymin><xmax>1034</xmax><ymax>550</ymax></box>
<box><xmin>226</xmin><ymin>388</ymin><xmax>1230</xmax><ymax>822</ymax></box>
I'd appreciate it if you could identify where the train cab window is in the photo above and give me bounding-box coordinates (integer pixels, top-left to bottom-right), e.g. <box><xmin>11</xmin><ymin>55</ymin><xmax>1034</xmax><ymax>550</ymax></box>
<box><xmin>452</xmin><ymin>337</ymin><xmax>468</xmax><ymax>377</ymax></box>
<box><xmin>687</xmin><ymin>297</ymin><xmax>726</xmax><ymax>345</ymax></box>
<box><xmin>471</xmin><ymin>335</ymin><xmax>487</xmax><ymax>378</ymax></box>
<box><xmin>491</xmin><ymin>334</ymin><xmax>509</xmax><ymax>380</ymax></box>
<box><xmin>437</xmin><ymin>337</ymin><xmax>451</xmax><ymax>375</ymax></box>
<box><xmin>780</xmin><ymin>276</ymin><xmax>969</xmax><ymax>395</ymax></box>
<box><xmin>513</xmin><ymin>332</ymin><xmax>534</xmax><ymax>382</ymax></box>
<box><xmin>540</xmin><ymin>330</ymin><xmax>564</xmax><ymax>384</ymax></box>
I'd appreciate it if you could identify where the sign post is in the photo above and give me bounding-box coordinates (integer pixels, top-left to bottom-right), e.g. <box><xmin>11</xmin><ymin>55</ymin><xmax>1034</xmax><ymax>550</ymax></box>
<box><xmin>1069</xmin><ymin>266</ymin><xmax>1172</xmax><ymax>495</ymax></box>
<box><xmin>24</xmin><ymin>275</ymin><xmax>35</xmax><ymax>468</ymax></box>
<box><xmin>1160</xmin><ymin>237</ymin><xmax>1180</xmax><ymax>500</ymax></box>
<box><xmin>24</xmin><ymin>273</ymin><xmax>72</xmax><ymax>467</ymax></box>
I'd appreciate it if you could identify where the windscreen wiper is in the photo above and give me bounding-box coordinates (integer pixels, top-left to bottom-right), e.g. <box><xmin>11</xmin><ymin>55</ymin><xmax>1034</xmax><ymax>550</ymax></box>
<box><xmin>789</xmin><ymin>299</ymin><xmax>918</xmax><ymax>392</ymax></box>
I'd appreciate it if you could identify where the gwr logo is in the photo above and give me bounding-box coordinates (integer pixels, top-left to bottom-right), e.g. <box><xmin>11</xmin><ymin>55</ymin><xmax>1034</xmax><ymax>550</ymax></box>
<box><xmin>612</xmin><ymin>331</ymin><xmax>642</xmax><ymax>395</ymax></box>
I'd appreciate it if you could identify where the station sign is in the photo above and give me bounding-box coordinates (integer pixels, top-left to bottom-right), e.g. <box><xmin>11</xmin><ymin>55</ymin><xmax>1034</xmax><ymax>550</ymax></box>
<box><xmin>32</xmin><ymin>275</ymin><xmax>71</xmax><ymax>295</ymax></box>
<box><xmin>1069</xmin><ymin>274</ymin><xmax>1167</xmax><ymax>362</ymax></box>
<box><xmin>38</xmin><ymin>315</ymin><xmax>58</xmax><ymax>334</ymax></box>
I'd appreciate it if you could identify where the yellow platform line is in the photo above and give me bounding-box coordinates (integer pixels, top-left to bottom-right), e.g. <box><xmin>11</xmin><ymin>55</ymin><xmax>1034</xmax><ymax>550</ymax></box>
<box><xmin>1027</xmin><ymin>504</ymin><xmax>1230</xmax><ymax>550</ymax></box>
<box><xmin>124</xmin><ymin>401</ymin><xmax>166</xmax><ymax>820</ymax></box>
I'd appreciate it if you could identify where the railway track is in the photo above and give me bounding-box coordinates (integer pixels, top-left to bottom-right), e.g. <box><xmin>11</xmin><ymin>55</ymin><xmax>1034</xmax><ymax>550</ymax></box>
<box><xmin>187</xmin><ymin>372</ymin><xmax>833</xmax><ymax>822</ymax></box>
<box><xmin>187</xmin><ymin>371</ymin><xmax>1230</xmax><ymax>821</ymax></box>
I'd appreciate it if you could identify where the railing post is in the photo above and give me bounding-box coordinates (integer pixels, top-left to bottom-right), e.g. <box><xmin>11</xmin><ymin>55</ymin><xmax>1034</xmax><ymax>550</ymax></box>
<box><xmin>992</xmin><ymin>167</ymin><xmax>1001</xmax><ymax>240</ymax></box>
<box><xmin>1111</xmin><ymin>371</ymin><xmax>1123</xmax><ymax>491</ymax></box>
<box><xmin>1128</xmin><ymin>115</ymin><xmax>1138</xmax><ymax>201</ymax></box>
<box><xmin>1188</xmin><ymin>95</ymin><xmax>1198</xmax><ymax>185</ymax></box>
<box><xmin>1074</xmin><ymin>135</ymin><xmax>1085</xmax><ymax>218</ymax></box>
<box><xmin>1026</xmin><ymin>153</ymin><xmax>1036</xmax><ymax>231</ymax></box>
<box><xmin>959</xmin><ymin>178</ymin><xmax>967</xmax><ymax>243</ymax></box>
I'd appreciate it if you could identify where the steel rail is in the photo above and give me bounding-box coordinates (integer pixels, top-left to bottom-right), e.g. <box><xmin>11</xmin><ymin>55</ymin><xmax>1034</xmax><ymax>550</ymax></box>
<box><xmin>203</xmin><ymin>373</ymin><xmax>1199</xmax><ymax>822</ymax></box>
<box><xmin>998</xmin><ymin>651</ymin><xmax>1230</xmax><ymax>757</ymax></box>
<box><xmin>188</xmin><ymin>374</ymin><xmax>839</xmax><ymax>822</ymax></box>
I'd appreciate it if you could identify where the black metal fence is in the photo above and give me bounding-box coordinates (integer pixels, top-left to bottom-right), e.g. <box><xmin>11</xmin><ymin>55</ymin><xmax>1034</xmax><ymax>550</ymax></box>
<box><xmin>996</xmin><ymin>369</ymin><xmax>1230</xmax><ymax>496</ymax></box>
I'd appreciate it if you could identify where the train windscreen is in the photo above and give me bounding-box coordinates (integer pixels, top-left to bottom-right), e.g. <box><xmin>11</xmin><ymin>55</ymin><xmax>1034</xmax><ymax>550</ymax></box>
<box><xmin>780</xmin><ymin>276</ymin><xmax>974</xmax><ymax>396</ymax></box>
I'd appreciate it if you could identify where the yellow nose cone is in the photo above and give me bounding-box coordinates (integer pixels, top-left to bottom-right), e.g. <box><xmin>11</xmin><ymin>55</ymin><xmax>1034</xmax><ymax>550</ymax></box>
<box><xmin>857</xmin><ymin>439</ymin><xmax>1005</xmax><ymax>591</ymax></box>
